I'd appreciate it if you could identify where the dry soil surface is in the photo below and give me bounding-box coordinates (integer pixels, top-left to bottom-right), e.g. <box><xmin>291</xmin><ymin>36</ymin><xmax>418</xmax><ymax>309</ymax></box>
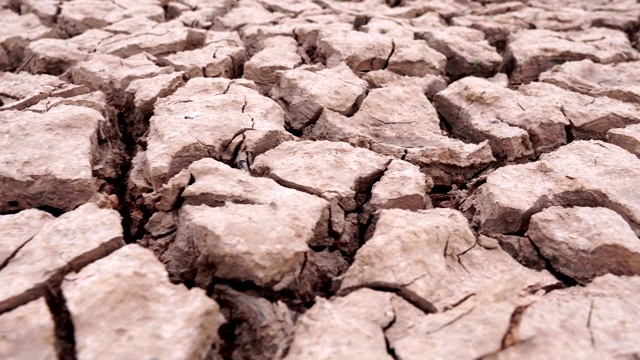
<box><xmin>1</xmin><ymin>0</ymin><xmax>640</xmax><ymax>359</ymax></box>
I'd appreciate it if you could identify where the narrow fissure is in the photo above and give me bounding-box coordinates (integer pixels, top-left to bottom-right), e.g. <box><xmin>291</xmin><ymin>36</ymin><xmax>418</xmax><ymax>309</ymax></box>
<box><xmin>44</xmin><ymin>277</ymin><xmax>76</xmax><ymax>360</ymax></box>
<box><xmin>527</xmin><ymin>237</ymin><xmax>578</xmax><ymax>287</ymax></box>
<box><xmin>383</xmin><ymin>311</ymin><xmax>398</xmax><ymax>360</ymax></box>
<box><xmin>0</xmin><ymin>235</ymin><xmax>34</xmax><ymax>272</ymax></box>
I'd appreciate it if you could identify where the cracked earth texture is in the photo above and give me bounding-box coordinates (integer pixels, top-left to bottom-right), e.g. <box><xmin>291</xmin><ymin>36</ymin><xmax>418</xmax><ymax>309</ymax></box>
<box><xmin>1</xmin><ymin>0</ymin><xmax>640</xmax><ymax>359</ymax></box>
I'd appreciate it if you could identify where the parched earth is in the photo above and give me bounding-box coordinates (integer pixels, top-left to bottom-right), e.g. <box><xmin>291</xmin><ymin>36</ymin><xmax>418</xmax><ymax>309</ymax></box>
<box><xmin>2</xmin><ymin>0</ymin><xmax>640</xmax><ymax>359</ymax></box>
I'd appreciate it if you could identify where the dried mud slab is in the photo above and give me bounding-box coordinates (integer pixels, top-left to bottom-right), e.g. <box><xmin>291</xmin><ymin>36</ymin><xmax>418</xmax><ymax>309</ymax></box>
<box><xmin>285</xmin><ymin>288</ymin><xmax>395</xmax><ymax>360</ymax></box>
<box><xmin>362</xmin><ymin>69</ymin><xmax>447</xmax><ymax>100</ymax></box>
<box><xmin>154</xmin><ymin>158</ymin><xmax>330</xmax><ymax>290</ymax></box>
<box><xmin>464</xmin><ymin>140</ymin><xmax>640</xmax><ymax>236</ymax></box>
<box><xmin>213</xmin><ymin>0</ymin><xmax>285</xmax><ymax>31</ymax></box>
<box><xmin>451</xmin><ymin>7</ymin><xmax>604</xmax><ymax>45</ymax></box>
<box><xmin>0</xmin><ymin>209</ymin><xmax>54</xmax><ymax>266</ymax></box>
<box><xmin>161</xmin><ymin>31</ymin><xmax>246</xmax><ymax>79</ymax></box>
<box><xmin>386</xmin><ymin>274</ymin><xmax>546</xmax><ymax>360</ymax></box>
<box><xmin>14</xmin><ymin>0</ymin><xmax>61</xmax><ymax>26</ymax></box>
<box><xmin>318</xmin><ymin>30</ymin><xmax>393</xmax><ymax>72</ymax></box>
<box><xmin>213</xmin><ymin>285</ymin><xmax>296</xmax><ymax>360</ymax></box>
<box><xmin>144</xmin><ymin>77</ymin><xmax>290</xmax><ymax>189</ymax></box>
<box><xmin>415</xmin><ymin>26</ymin><xmax>502</xmax><ymax>78</ymax></box>
<box><xmin>528</xmin><ymin>0</ymin><xmax>640</xmax><ymax>32</ymax></box>
<box><xmin>62</xmin><ymin>244</ymin><xmax>224</xmax><ymax>360</ymax></box>
<box><xmin>0</xmin><ymin>71</ymin><xmax>89</xmax><ymax>111</ymax></box>
<box><xmin>244</xmin><ymin>36</ymin><xmax>303</xmax><ymax>92</ymax></box>
<box><xmin>68</xmin><ymin>53</ymin><xmax>174</xmax><ymax>106</ymax></box>
<box><xmin>434</xmin><ymin>77</ymin><xmax>568</xmax><ymax>161</ymax></box>
<box><xmin>168</xmin><ymin>0</ymin><xmax>236</xmax><ymax>29</ymax></box>
<box><xmin>607</xmin><ymin>124</ymin><xmax>640</xmax><ymax>156</ymax></box>
<box><xmin>122</xmin><ymin>71</ymin><xmax>186</xmax><ymax>140</ymax></box>
<box><xmin>527</xmin><ymin>206</ymin><xmax>640</xmax><ymax>284</ymax></box>
<box><xmin>0</xmin><ymin>204</ymin><xmax>124</xmax><ymax>314</ymax></box>
<box><xmin>269</xmin><ymin>63</ymin><xmax>368</xmax><ymax>132</ymax></box>
<box><xmin>0</xmin><ymin>105</ymin><xmax>118</xmax><ymax>212</ymax></box>
<box><xmin>519</xmin><ymin>81</ymin><xmax>640</xmax><ymax>140</ymax></box>
<box><xmin>340</xmin><ymin>208</ymin><xmax>557</xmax><ymax>312</ymax></box>
<box><xmin>23</xmin><ymin>39</ymin><xmax>90</xmax><ymax>75</ymax></box>
<box><xmin>365</xmin><ymin>159</ymin><xmax>433</xmax><ymax>213</ymax></box>
<box><xmin>0</xmin><ymin>298</ymin><xmax>56</xmax><ymax>359</ymax></box>
<box><xmin>490</xmin><ymin>275</ymin><xmax>640</xmax><ymax>359</ymax></box>
<box><xmin>0</xmin><ymin>9</ymin><xmax>57</xmax><ymax>71</ymax></box>
<box><xmin>539</xmin><ymin>59</ymin><xmax>640</xmax><ymax>103</ymax></box>
<box><xmin>252</xmin><ymin>140</ymin><xmax>390</xmax><ymax>212</ymax></box>
<box><xmin>504</xmin><ymin>28</ymin><xmax>638</xmax><ymax>84</ymax></box>
<box><xmin>95</xmin><ymin>21</ymin><xmax>206</xmax><ymax>58</ymax></box>
<box><xmin>307</xmin><ymin>85</ymin><xmax>495</xmax><ymax>184</ymax></box>
<box><xmin>3</xmin><ymin>0</ymin><xmax>640</xmax><ymax>357</ymax></box>
<box><xmin>57</xmin><ymin>0</ymin><xmax>164</xmax><ymax>37</ymax></box>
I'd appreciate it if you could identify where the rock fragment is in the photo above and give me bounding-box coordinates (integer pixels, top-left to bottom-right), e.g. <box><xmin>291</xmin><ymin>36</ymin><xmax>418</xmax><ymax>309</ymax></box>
<box><xmin>539</xmin><ymin>59</ymin><xmax>640</xmax><ymax>104</ymax></box>
<box><xmin>434</xmin><ymin>76</ymin><xmax>568</xmax><ymax>161</ymax></box>
<box><xmin>285</xmin><ymin>289</ymin><xmax>395</xmax><ymax>360</ymax></box>
<box><xmin>340</xmin><ymin>208</ymin><xmax>556</xmax><ymax>312</ymax></box>
<box><xmin>0</xmin><ymin>299</ymin><xmax>56</xmax><ymax>359</ymax></box>
<box><xmin>464</xmin><ymin>141</ymin><xmax>640</xmax><ymax>236</ymax></box>
<box><xmin>504</xmin><ymin>28</ymin><xmax>637</xmax><ymax>84</ymax></box>
<box><xmin>528</xmin><ymin>206</ymin><xmax>640</xmax><ymax>284</ymax></box>
<box><xmin>252</xmin><ymin>140</ymin><xmax>390</xmax><ymax>212</ymax></box>
<box><xmin>415</xmin><ymin>26</ymin><xmax>502</xmax><ymax>78</ymax></box>
<box><xmin>62</xmin><ymin>245</ymin><xmax>224</xmax><ymax>360</ymax></box>
<box><xmin>0</xmin><ymin>204</ymin><xmax>124</xmax><ymax>313</ymax></box>
<box><xmin>269</xmin><ymin>64</ymin><xmax>368</xmax><ymax>131</ymax></box>
<box><xmin>607</xmin><ymin>124</ymin><xmax>640</xmax><ymax>156</ymax></box>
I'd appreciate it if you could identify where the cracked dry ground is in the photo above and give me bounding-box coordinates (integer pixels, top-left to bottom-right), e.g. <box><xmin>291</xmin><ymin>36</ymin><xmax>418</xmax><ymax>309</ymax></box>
<box><xmin>3</xmin><ymin>0</ymin><xmax>640</xmax><ymax>360</ymax></box>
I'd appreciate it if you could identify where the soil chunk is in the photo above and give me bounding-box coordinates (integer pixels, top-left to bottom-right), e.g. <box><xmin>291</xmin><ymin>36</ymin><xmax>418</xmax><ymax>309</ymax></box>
<box><xmin>63</xmin><ymin>245</ymin><xmax>224</xmax><ymax>360</ymax></box>
<box><xmin>528</xmin><ymin>206</ymin><xmax>640</xmax><ymax>284</ymax></box>
<box><xmin>0</xmin><ymin>204</ymin><xmax>124</xmax><ymax>314</ymax></box>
